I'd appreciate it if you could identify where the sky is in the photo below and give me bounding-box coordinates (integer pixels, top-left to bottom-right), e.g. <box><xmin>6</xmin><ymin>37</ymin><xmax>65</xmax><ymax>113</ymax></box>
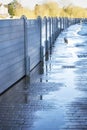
<box><xmin>1</xmin><ymin>0</ymin><xmax>87</xmax><ymax>9</ymax></box>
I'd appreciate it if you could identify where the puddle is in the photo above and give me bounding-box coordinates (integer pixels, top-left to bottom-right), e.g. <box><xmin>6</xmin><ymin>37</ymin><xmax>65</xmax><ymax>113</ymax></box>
<box><xmin>32</xmin><ymin>109</ymin><xmax>65</xmax><ymax>130</ymax></box>
<box><xmin>31</xmin><ymin>23</ymin><xmax>85</xmax><ymax>130</ymax></box>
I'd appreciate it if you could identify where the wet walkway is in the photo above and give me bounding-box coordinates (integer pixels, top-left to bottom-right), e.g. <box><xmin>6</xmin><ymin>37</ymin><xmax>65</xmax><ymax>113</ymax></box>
<box><xmin>1</xmin><ymin>23</ymin><xmax>87</xmax><ymax>130</ymax></box>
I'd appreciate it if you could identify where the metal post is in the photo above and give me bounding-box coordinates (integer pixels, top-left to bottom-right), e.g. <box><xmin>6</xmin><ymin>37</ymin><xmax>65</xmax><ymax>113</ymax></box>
<box><xmin>50</xmin><ymin>18</ymin><xmax>53</xmax><ymax>46</ymax></box>
<box><xmin>21</xmin><ymin>15</ymin><xmax>30</xmax><ymax>77</ymax></box>
<box><xmin>48</xmin><ymin>18</ymin><xmax>50</xmax><ymax>50</ymax></box>
<box><xmin>51</xmin><ymin>18</ymin><xmax>53</xmax><ymax>44</ymax></box>
<box><xmin>63</xmin><ymin>17</ymin><xmax>65</xmax><ymax>30</ymax></box>
<box><xmin>56</xmin><ymin>17</ymin><xmax>58</xmax><ymax>37</ymax></box>
<box><xmin>54</xmin><ymin>18</ymin><xmax>56</xmax><ymax>40</ymax></box>
<box><xmin>49</xmin><ymin>17</ymin><xmax>52</xmax><ymax>48</ymax></box>
<box><xmin>55</xmin><ymin>17</ymin><xmax>58</xmax><ymax>39</ymax></box>
<box><xmin>44</xmin><ymin>17</ymin><xmax>48</xmax><ymax>55</ymax></box>
<box><xmin>60</xmin><ymin>18</ymin><xmax>62</xmax><ymax>31</ymax></box>
<box><xmin>40</xmin><ymin>45</ymin><xmax>44</xmax><ymax>64</ymax></box>
<box><xmin>37</xmin><ymin>16</ymin><xmax>42</xmax><ymax>62</ymax></box>
<box><xmin>62</xmin><ymin>18</ymin><xmax>64</xmax><ymax>30</ymax></box>
<box><xmin>67</xmin><ymin>18</ymin><xmax>68</xmax><ymax>28</ymax></box>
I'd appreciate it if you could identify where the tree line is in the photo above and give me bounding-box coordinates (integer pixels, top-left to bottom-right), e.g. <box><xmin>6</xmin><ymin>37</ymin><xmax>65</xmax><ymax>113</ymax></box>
<box><xmin>8</xmin><ymin>0</ymin><xmax>87</xmax><ymax>18</ymax></box>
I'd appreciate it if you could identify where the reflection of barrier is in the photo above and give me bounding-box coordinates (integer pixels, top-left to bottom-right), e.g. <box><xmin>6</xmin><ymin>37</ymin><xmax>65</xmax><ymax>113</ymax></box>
<box><xmin>0</xmin><ymin>16</ymin><xmax>81</xmax><ymax>94</ymax></box>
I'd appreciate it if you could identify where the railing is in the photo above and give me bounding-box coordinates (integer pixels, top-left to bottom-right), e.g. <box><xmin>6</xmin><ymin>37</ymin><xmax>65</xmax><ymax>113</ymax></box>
<box><xmin>0</xmin><ymin>16</ymin><xmax>82</xmax><ymax>94</ymax></box>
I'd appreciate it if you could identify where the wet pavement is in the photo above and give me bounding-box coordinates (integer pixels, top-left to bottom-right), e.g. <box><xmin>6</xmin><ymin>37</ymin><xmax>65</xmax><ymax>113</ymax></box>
<box><xmin>1</xmin><ymin>23</ymin><xmax>87</xmax><ymax>130</ymax></box>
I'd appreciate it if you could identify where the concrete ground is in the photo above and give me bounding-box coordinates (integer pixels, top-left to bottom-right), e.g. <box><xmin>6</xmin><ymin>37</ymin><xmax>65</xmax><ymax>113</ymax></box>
<box><xmin>0</xmin><ymin>23</ymin><xmax>87</xmax><ymax>130</ymax></box>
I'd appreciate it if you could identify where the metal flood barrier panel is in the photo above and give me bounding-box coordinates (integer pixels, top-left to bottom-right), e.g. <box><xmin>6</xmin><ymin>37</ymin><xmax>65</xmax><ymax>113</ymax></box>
<box><xmin>26</xmin><ymin>19</ymin><xmax>41</xmax><ymax>71</ymax></box>
<box><xmin>0</xmin><ymin>19</ymin><xmax>25</xmax><ymax>93</ymax></box>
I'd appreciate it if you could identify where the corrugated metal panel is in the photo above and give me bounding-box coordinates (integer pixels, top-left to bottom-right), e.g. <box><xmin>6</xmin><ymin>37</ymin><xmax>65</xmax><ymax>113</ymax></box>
<box><xmin>27</xmin><ymin>19</ymin><xmax>41</xmax><ymax>71</ymax></box>
<box><xmin>0</xmin><ymin>25</ymin><xmax>24</xmax><ymax>35</ymax></box>
<box><xmin>0</xmin><ymin>38</ymin><xmax>24</xmax><ymax>50</ymax></box>
<box><xmin>0</xmin><ymin>19</ymin><xmax>25</xmax><ymax>94</ymax></box>
<box><xmin>0</xmin><ymin>19</ymin><xmax>23</xmax><ymax>27</ymax></box>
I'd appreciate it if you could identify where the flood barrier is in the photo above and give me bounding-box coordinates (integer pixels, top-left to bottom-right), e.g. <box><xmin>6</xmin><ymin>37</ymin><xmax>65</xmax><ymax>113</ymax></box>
<box><xmin>0</xmin><ymin>16</ymin><xmax>82</xmax><ymax>94</ymax></box>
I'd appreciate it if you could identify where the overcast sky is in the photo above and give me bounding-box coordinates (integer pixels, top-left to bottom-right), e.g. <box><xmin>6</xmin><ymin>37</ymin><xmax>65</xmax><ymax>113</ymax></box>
<box><xmin>1</xmin><ymin>0</ymin><xmax>87</xmax><ymax>9</ymax></box>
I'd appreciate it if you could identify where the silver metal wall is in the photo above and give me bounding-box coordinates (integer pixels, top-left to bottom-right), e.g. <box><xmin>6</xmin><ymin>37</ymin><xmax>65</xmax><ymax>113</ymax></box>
<box><xmin>0</xmin><ymin>19</ymin><xmax>25</xmax><ymax>93</ymax></box>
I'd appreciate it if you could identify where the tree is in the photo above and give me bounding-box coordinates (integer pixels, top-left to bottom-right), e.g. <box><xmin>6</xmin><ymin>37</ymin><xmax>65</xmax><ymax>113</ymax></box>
<box><xmin>63</xmin><ymin>4</ymin><xmax>73</xmax><ymax>17</ymax></box>
<box><xmin>8</xmin><ymin>0</ymin><xmax>18</xmax><ymax>17</ymax></box>
<box><xmin>8</xmin><ymin>3</ymin><xmax>15</xmax><ymax>17</ymax></box>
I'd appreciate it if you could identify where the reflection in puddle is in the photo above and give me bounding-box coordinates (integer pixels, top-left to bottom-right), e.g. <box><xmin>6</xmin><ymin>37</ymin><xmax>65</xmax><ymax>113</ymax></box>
<box><xmin>44</xmin><ymin>86</ymin><xmax>81</xmax><ymax>106</ymax></box>
<box><xmin>39</xmin><ymin>62</ymin><xmax>44</xmax><ymax>75</ymax></box>
<box><xmin>24</xmin><ymin>93</ymin><xmax>29</xmax><ymax>104</ymax></box>
<box><xmin>40</xmin><ymin>95</ymin><xmax>43</xmax><ymax>100</ymax></box>
<box><xmin>33</xmin><ymin>109</ymin><xmax>65</xmax><ymax>130</ymax></box>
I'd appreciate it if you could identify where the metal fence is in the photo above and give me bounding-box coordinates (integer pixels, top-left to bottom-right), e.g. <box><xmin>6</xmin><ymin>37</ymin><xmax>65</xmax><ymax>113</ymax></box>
<box><xmin>0</xmin><ymin>16</ymin><xmax>81</xmax><ymax>94</ymax></box>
